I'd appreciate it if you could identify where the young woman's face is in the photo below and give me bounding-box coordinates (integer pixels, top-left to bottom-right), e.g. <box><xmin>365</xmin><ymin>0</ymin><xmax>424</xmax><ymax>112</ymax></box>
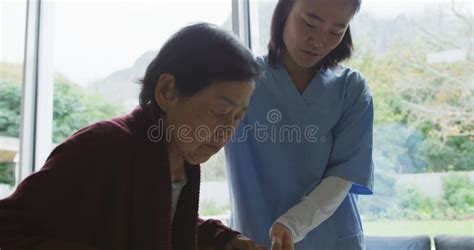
<box><xmin>166</xmin><ymin>80</ymin><xmax>255</xmax><ymax>165</ymax></box>
<box><xmin>282</xmin><ymin>0</ymin><xmax>354</xmax><ymax>69</ymax></box>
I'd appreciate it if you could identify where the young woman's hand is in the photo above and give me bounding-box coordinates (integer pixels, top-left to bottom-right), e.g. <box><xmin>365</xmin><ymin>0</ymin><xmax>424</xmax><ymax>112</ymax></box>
<box><xmin>269</xmin><ymin>222</ymin><xmax>294</xmax><ymax>250</ymax></box>
<box><xmin>224</xmin><ymin>234</ymin><xmax>266</xmax><ymax>250</ymax></box>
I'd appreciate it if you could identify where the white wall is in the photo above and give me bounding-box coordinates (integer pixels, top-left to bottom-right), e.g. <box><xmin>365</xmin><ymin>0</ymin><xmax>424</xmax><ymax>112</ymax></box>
<box><xmin>395</xmin><ymin>171</ymin><xmax>474</xmax><ymax>199</ymax></box>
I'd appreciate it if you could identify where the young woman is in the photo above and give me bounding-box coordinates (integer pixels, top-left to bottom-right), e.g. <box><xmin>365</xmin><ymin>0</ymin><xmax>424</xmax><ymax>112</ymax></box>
<box><xmin>0</xmin><ymin>23</ymin><xmax>265</xmax><ymax>250</ymax></box>
<box><xmin>225</xmin><ymin>0</ymin><xmax>374</xmax><ymax>249</ymax></box>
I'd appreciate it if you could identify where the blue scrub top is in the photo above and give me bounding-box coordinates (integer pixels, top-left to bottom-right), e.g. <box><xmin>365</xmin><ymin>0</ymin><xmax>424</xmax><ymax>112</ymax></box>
<box><xmin>224</xmin><ymin>56</ymin><xmax>374</xmax><ymax>250</ymax></box>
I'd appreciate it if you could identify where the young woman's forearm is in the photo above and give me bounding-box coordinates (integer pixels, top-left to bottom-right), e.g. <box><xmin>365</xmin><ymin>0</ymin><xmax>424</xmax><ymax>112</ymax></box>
<box><xmin>276</xmin><ymin>176</ymin><xmax>352</xmax><ymax>242</ymax></box>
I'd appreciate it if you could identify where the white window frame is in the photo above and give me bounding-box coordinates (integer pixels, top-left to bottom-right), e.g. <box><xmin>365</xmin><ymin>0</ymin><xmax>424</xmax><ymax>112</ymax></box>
<box><xmin>18</xmin><ymin>0</ymin><xmax>250</xmax><ymax>182</ymax></box>
<box><xmin>19</xmin><ymin>0</ymin><xmax>54</xmax><ymax>182</ymax></box>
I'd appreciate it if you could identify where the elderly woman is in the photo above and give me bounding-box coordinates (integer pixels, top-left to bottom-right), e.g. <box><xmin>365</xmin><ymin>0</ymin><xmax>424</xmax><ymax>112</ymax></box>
<box><xmin>0</xmin><ymin>23</ymin><xmax>263</xmax><ymax>250</ymax></box>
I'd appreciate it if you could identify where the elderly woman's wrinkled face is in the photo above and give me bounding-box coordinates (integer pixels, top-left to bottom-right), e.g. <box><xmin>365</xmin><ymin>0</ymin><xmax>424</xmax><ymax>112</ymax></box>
<box><xmin>155</xmin><ymin>75</ymin><xmax>255</xmax><ymax>165</ymax></box>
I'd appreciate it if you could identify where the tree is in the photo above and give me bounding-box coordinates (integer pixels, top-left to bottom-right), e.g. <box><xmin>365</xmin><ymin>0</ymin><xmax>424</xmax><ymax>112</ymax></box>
<box><xmin>51</xmin><ymin>74</ymin><xmax>123</xmax><ymax>143</ymax></box>
<box><xmin>347</xmin><ymin>1</ymin><xmax>473</xmax><ymax>173</ymax></box>
<box><xmin>0</xmin><ymin>63</ymin><xmax>123</xmax><ymax>185</ymax></box>
<box><xmin>0</xmin><ymin>63</ymin><xmax>123</xmax><ymax>143</ymax></box>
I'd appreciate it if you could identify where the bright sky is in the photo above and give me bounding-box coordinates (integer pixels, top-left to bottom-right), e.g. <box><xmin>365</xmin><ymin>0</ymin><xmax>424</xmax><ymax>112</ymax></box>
<box><xmin>1</xmin><ymin>0</ymin><xmax>232</xmax><ymax>85</ymax></box>
<box><xmin>1</xmin><ymin>0</ymin><xmax>470</xmax><ymax>85</ymax></box>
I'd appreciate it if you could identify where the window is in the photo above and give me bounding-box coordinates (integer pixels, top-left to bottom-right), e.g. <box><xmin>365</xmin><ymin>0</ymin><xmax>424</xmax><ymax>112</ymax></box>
<box><xmin>249</xmin><ymin>0</ymin><xmax>275</xmax><ymax>56</ymax></box>
<box><xmin>49</xmin><ymin>0</ymin><xmax>232</xmax><ymax>145</ymax></box>
<box><xmin>0</xmin><ymin>0</ymin><xmax>235</xmax><ymax>217</ymax></box>
<box><xmin>47</xmin><ymin>0</ymin><xmax>232</xmax><ymax>218</ymax></box>
<box><xmin>351</xmin><ymin>0</ymin><xmax>474</xmax><ymax>237</ymax></box>
<box><xmin>249</xmin><ymin>0</ymin><xmax>473</xmax><ymax>238</ymax></box>
<box><xmin>0</xmin><ymin>0</ymin><xmax>27</xmax><ymax>199</ymax></box>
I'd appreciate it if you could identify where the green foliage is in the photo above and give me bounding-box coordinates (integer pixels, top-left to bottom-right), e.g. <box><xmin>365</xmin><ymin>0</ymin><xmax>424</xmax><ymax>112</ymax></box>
<box><xmin>347</xmin><ymin>36</ymin><xmax>473</xmax><ymax>173</ymax></box>
<box><xmin>398</xmin><ymin>186</ymin><xmax>436</xmax><ymax>220</ymax></box>
<box><xmin>0</xmin><ymin>80</ymin><xmax>21</xmax><ymax>137</ymax></box>
<box><xmin>0</xmin><ymin>163</ymin><xmax>15</xmax><ymax>186</ymax></box>
<box><xmin>52</xmin><ymin>75</ymin><xmax>122</xmax><ymax>143</ymax></box>
<box><xmin>0</xmin><ymin>64</ymin><xmax>123</xmax><ymax>143</ymax></box>
<box><xmin>346</xmin><ymin>50</ymin><xmax>408</xmax><ymax>126</ymax></box>
<box><xmin>422</xmin><ymin>137</ymin><xmax>474</xmax><ymax>172</ymax></box>
<box><xmin>442</xmin><ymin>174</ymin><xmax>474</xmax><ymax>214</ymax></box>
<box><xmin>361</xmin><ymin>174</ymin><xmax>474</xmax><ymax>221</ymax></box>
<box><xmin>0</xmin><ymin>63</ymin><xmax>123</xmax><ymax>185</ymax></box>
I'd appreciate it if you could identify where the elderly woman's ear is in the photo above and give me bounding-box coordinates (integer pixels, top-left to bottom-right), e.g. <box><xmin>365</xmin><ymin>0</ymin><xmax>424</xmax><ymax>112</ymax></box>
<box><xmin>154</xmin><ymin>73</ymin><xmax>178</xmax><ymax>113</ymax></box>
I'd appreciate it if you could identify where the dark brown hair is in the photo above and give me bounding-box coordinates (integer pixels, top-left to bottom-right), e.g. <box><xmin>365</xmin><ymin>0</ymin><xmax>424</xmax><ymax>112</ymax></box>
<box><xmin>268</xmin><ymin>0</ymin><xmax>362</xmax><ymax>70</ymax></box>
<box><xmin>139</xmin><ymin>23</ymin><xmax>261</xmax><ymax>118</ymax></box>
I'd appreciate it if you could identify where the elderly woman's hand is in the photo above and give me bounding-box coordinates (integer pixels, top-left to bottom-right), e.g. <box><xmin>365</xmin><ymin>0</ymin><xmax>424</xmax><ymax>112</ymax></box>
<box><xmin>224</xmin><ymin>234</ymin><xmax>266</xmax><ymax>250</ymax></box>
<box><xmin>269</xmin><ymin>222</ymin><xmax>294</xmax><ymax>250</ymax></box>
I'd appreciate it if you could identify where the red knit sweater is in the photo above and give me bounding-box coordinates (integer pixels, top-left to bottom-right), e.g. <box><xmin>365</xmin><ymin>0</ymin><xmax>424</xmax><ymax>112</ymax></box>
<box><xmin>0</xmin><ymin>107</ymin><xmax>238</xmax><ymax>250</ymax></box>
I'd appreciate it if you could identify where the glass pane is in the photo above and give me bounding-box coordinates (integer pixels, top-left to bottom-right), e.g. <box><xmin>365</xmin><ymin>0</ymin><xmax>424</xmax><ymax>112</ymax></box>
<box><xmin>249</xmin><ymin>0</ymin><xmax>276</xmax><ymax>56</ymax></box>
<box><xmin>0</xmin><ymin>0</ymin><xmax>27</xmax><ymax>199</ymax></box>
<box><xmin>350</xmin><ymin>0</ymin><xmax>474</xmax><ymax>238</ymax></box>
<box><xmin>250</xmin><ymin>0</ymin><xmax>474</xmax><ymax>238</ymax></box>
<box><xmin>49</xmin><ymin>0</ymin><xmax>232</xmax><ymax>217</ymax></box>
